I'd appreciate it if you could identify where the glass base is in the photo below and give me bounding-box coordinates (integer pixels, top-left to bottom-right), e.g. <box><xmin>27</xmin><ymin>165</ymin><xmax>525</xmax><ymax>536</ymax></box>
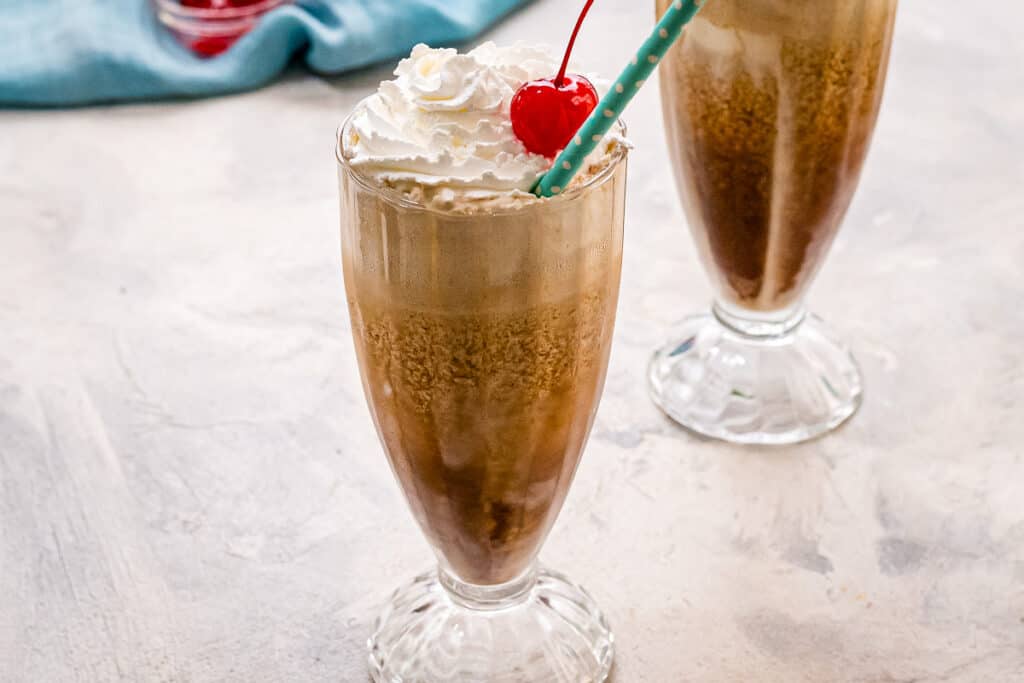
<box><xmin>368</xmin><ymin>565</ymin><xmax>614</xmax><ymax>683</ymax></box>
<box><xmin>647</xmin><ymin>305</ymin><xmax>863</xmax><ymax>445</ymax></box>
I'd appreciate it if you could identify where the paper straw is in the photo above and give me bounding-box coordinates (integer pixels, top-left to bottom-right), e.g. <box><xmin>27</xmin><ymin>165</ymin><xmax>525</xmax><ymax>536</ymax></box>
<box><xmin>534</xmin><ymin>0</ymin><xmax>706</xmax><ymax>197</ymax></box>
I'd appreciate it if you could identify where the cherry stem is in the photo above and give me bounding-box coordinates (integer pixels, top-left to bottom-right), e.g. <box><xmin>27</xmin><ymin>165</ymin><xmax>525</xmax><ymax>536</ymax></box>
<box><xmin>555</xmin><ymin>0</ymin><xmax>596</xmax><ymax>87</ymax></box>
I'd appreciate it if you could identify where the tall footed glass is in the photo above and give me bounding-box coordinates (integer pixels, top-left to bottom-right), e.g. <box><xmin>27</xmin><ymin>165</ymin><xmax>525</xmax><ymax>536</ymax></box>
<box><xmin>338</xmin><ymin>116</ymin><xmax>628</xmax><ymax>682</ymax></box>
<box><xmin>650</xmin><ymin>0</ymin><xmax>898</xmax><ymax>444</ymax></box>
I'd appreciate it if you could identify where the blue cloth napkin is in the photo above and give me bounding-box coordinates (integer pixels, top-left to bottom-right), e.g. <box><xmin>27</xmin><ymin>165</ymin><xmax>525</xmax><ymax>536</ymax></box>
<box><xmin>0</xmin><ymin>0</ymin><xmax>529</xmax><ymax>107</ymax></box>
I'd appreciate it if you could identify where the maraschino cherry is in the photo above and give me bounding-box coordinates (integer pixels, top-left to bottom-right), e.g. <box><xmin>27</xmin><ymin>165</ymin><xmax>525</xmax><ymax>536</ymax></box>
<box><xmin>511</xmin><ymin>0</ymin><xmax>599</xmax><ymax>159</ymax></box>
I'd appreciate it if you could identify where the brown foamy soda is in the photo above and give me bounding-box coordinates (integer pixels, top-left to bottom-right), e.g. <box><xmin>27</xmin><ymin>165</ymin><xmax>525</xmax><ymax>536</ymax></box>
<box><xmin>339</xmin><ymin>155</ymin><xmax>628</xmax><ymax>585</ymax></box>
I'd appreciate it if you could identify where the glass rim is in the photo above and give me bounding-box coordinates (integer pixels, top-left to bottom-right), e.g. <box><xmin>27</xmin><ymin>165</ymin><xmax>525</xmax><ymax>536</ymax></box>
<box><xmin>335</xmin><ymin>100</ymin><xmax>629</xmax><ymax>218</ymax></box>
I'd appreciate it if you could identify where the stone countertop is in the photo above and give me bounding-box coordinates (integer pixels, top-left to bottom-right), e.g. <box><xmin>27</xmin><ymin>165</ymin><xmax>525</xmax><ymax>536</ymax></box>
<box><xmin>1</xmin><ymin>1</ymin><xmax>1022</xmax><ymax>681</ymax></box>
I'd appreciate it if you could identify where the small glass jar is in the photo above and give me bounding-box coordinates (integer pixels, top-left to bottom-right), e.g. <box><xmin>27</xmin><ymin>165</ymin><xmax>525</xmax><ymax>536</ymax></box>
<box><xmin>152</xmin><ymin>0</ymin><xmax>289</xmax><ymax>58</ymax></box>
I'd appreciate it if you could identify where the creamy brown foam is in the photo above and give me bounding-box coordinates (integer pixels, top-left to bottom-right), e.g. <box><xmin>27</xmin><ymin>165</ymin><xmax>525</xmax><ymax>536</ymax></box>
<box><xmin>658</xmin><ymin>0</ymin><xmax>897</xmax><ymax>311</ymax></box>
<box><xmin>339</xmin><ymin>148</ymin><xmax>627</xmax><ymax>584</ymax></box>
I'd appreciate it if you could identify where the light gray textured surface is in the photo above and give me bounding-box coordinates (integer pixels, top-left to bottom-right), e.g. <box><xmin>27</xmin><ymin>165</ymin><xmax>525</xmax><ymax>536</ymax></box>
<box><xmin>2</xmin><ymin>1</ymin><xmax>1023</xmax><ymax>681</ymax></box>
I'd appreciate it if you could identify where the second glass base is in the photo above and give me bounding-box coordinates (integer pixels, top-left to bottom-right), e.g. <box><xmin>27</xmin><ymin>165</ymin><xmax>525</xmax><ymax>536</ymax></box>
<box><xmin>368</xmin><ymin>565</ymin><xmax>614</xmax><ymax>683</ymax></box>
<box><xmin>648</xmin><ymin>306</ymin><xmax>863</xmax><ymax>445</ymax></box>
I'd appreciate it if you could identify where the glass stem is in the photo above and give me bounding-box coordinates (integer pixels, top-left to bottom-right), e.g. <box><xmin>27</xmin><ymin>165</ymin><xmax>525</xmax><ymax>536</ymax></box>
<box><xmin>712</xmin><ymin>299</ymin><xmax>807</xmax><ymax>339</ymax></box>
<box><xmin>439</xmin><ymin>563</ymin><xmax>538</xmax><ymax>611</ymax></box>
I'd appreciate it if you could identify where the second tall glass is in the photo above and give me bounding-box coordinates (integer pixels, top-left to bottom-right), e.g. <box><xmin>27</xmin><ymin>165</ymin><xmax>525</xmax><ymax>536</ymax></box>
<box><xmin>651</xmin><ymin>0</ymin><xmax>898</xmax><ymax>444</ymax></box>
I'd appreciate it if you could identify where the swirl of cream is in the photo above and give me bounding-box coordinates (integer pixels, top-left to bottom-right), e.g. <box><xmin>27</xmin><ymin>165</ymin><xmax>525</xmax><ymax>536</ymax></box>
<box><xmin>343</xmin><ymin>42</ymin><xmax>612</xmax><ymax>196</ymax></box>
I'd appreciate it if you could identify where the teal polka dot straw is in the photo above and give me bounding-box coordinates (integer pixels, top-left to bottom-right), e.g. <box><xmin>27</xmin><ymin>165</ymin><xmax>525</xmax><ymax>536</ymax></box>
<box><xmin>534</xmin><ymin>0</ymin><xmax>706</xmax><ymax>198</ymax></box>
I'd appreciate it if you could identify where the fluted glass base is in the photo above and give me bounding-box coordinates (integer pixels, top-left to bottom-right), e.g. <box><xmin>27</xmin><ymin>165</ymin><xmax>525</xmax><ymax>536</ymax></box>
<box><xmin>647</xmin><ymin>302</ymin><xmax>863</xmax><ymax>445</ymax></box>
<box><xmin>368</xmin><ymin>565</ymin><xmax>614</xmax><ymax>683</ymax></box>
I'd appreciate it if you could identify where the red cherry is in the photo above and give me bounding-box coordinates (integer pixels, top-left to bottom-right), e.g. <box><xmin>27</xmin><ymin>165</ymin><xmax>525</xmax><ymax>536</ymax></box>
<box><xmin>511</xmin><ymin>75</ymin><xmax>599</xmax><ymax>158</ymax></box>
<box><xmin>189</xmin><ymin>34</ymin><xmax>241</xmax><ymax>57</ymax></box>
<box><xmin>510</xmin><ymin>0</ymin><xmax>599</xmax><ymax>158</ymax></box>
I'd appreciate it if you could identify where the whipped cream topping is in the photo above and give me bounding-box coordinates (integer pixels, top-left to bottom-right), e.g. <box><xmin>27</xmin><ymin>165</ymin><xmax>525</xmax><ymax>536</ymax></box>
<box><xmin>342</xmin><ymin>42</ymin><xmax>624</xmax><ymax>202</ymax></box>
